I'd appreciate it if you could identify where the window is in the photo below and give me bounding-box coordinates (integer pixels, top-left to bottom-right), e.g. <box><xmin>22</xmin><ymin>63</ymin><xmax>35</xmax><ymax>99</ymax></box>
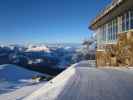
<box><xmin>130</xmin><ymin>11</ymin><xmax>133</xmax><ymax>29</ymax></box>
<box><xmin>108</xmin><ymin>22</ymin><xmax>112</xmax><ymax>41</ymax></box>
<box><xmin>100</xmin><ymin>26</ymin><xmax>103</xmax><ymax>42</ymax></box>
<box><xmin>96</xmin><ymin>10</ymin><xmax>133</xmax><ymax>50</ymax></box>
<box><xmin>103</xmin><ymin>25</ymin><xmax>106</xmax><ymax>41</ymax></box>
<box><xmin>122</xmin><ymin>14</ymin><xmax>126</xmax><ymax>31</ymax></box>
<box><xmin>111</xmin><ymin>21</ymin><xmax>113</xmax><ymax>41</ymax></box>
<box><xmin>97</xmin><ymin>18</ymin><xmax>118</xmax><ymax>46</ymax></box>
<box><xmin>96</xmin><ymin>28</ymin><xmax>102</xmax><ymax>45</ymax></box>
<box><xmin>122</xmin><ymin>11</ymin><xmax>133</xmax><ymax>31</ymax></box>
<box><xmin>118</xmin><ymin>16</ymin><xmax>122</xmax><ymax>33</ymax></box>
<box><xmin>112</xmin><ymin>19</ymin><xmax>118</xmax><ymax>40</ymax></box>
<box><xmin>126</xmin><ymin>12</ymin><xmax>129</xmax><ymax>30</ymax></box>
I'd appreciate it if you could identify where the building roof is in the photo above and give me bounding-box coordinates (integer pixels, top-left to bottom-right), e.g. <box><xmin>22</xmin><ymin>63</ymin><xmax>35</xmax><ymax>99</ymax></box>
<box><xmin>89</xmin><ymin>0</ymin><xmax>125</xmax><ymax>30</ymax></box>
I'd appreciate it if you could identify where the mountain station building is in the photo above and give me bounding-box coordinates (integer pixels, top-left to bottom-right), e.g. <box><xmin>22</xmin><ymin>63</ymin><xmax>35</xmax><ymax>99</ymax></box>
<box><xmin>89</xmin><ymin>0</ymin><xmax>133</xmax><ymax>67</ymax></box>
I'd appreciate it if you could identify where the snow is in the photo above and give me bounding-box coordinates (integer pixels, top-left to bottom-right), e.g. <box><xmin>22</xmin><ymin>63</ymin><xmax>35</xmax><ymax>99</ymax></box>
<box><xmin>23</xmin><ymin>60</ymin><xmax>96</xmax><ymax>100</ymax></box>
<box><xmin>0</xmin><ymin>61</ymin><xmax>95</xmax><ymax>100</ymax></box>
<box><xmin>26</xmin><ymin>45</ymin><xmax>50</xmax><ymax>52</ymax></box>
<box><xmin>0</xmin><ymin>82</ymin><xmax>45</xmax><ymax>100</ymax></box>
<box><xmin>0</xmin><ymin>64</ymin><xmax>47</xmax><ymax>96</ymax></box>
<box><xmin>23</xmin><ymin>65</ymin><xmax>76</xmax><ymax>100</ymax></box>
<box><xmin>0</xmin><ymin>64</ymin><xmax>44</xmax><ymax>82</ymax></box>
<box><xmin>0</xmin><ymin>42</ymin><xmax>97</xmax><ymax>99</ymax></box>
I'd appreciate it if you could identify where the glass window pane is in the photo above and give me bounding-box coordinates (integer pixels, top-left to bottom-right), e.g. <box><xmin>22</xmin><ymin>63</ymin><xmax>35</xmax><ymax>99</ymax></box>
<box><xmin>126</xmin><ymin>12</ymin><xmax>129</xmax><ymax>30</ymax></box>
<box><xmin>103</xmin><ymin>25</ymin><xmax>106</xmax><ymax>41</ymax></box>
<box><xmin>122</xmin><ymin>15</ymin><xmax>125</xmax><ymax>31</ymax></box>
<box><xmin>113</xmin><ymin>20</ymin><xmax>115</xmax><ymax>40</ymax></box>
<box><xmin>131</xmin><ymin>11</ymin><xmax>133</xmax><ymax>29</ymax></box>
<box><xmin>108</xmin><ymin>22</ymin><xmax>111</xmax><ymax>41</ymax></box>
<box><xmin>115</xmin><ymin>19</ymin><xmax>118</xmax><ymax>40</ymax></box>
<box><xmin>110</xmin><ymin>21</ymin><xmax>113</xmax><ymax>41</ymax></box>
<box><xmin>112</xmin><ymin>19</ymin><xmax>117</xmax><ymax>41</ymax></box>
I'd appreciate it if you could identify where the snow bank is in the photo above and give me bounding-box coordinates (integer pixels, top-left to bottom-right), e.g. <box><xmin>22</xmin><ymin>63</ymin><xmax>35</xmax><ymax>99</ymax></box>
<box><xmin>24</xmin><ymin>60</ymin><xmax>95</xmax><ymax>100</ymax></box>
<box><xmin>24</xmin><ymin>65</ymin><xmax>76</xmax><ymax>100</ymax></box>
<box><xmin>0</xmin><ymin>82</ymin><xmax>45</xmax><ymax>100</ymax></box>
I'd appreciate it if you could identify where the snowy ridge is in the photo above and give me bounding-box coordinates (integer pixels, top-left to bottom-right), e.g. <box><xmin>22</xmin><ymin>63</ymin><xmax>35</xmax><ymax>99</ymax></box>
<box><xmin>26</xmin><ymin>45</ymin><xmax>50</xmax><ymax>52</ymax></box>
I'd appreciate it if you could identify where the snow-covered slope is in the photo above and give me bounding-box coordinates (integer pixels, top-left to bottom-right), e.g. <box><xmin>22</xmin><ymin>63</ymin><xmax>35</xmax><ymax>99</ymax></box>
<box><xmin>0</xmin><ymin>64</ymin><xmax>45</xmax><ymax>95</ymax></box>
<box><xmin>0</xmin><ymin>64</ymin><xmax>44</xmax><ymax>82</ymax></box>
<box><xmin>0</xmin><ymin>64</ymin><xmax>75</xmax><ymax>100</ymax></box>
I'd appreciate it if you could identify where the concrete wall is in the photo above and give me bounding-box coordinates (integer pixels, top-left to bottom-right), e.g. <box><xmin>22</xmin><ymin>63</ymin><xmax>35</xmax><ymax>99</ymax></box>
<box><xmin>96</xmin><ymin>30</ymin><xmax>133</xmax><ymax>67</ymax></box>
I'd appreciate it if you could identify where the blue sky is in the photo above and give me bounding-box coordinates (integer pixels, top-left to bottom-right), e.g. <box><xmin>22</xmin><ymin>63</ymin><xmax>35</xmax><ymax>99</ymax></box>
<box><xmin>0</xmin><ymin>0</ymin><xmax>111</xmax><ymax>44</ymax></box>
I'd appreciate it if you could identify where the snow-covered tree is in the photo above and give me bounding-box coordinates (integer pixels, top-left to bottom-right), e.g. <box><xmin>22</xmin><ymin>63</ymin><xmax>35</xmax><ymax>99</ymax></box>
<box><xmin>72</xmin><ymin>35</ymin><xmax>96</xmax><ymax>63</ymax></box>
